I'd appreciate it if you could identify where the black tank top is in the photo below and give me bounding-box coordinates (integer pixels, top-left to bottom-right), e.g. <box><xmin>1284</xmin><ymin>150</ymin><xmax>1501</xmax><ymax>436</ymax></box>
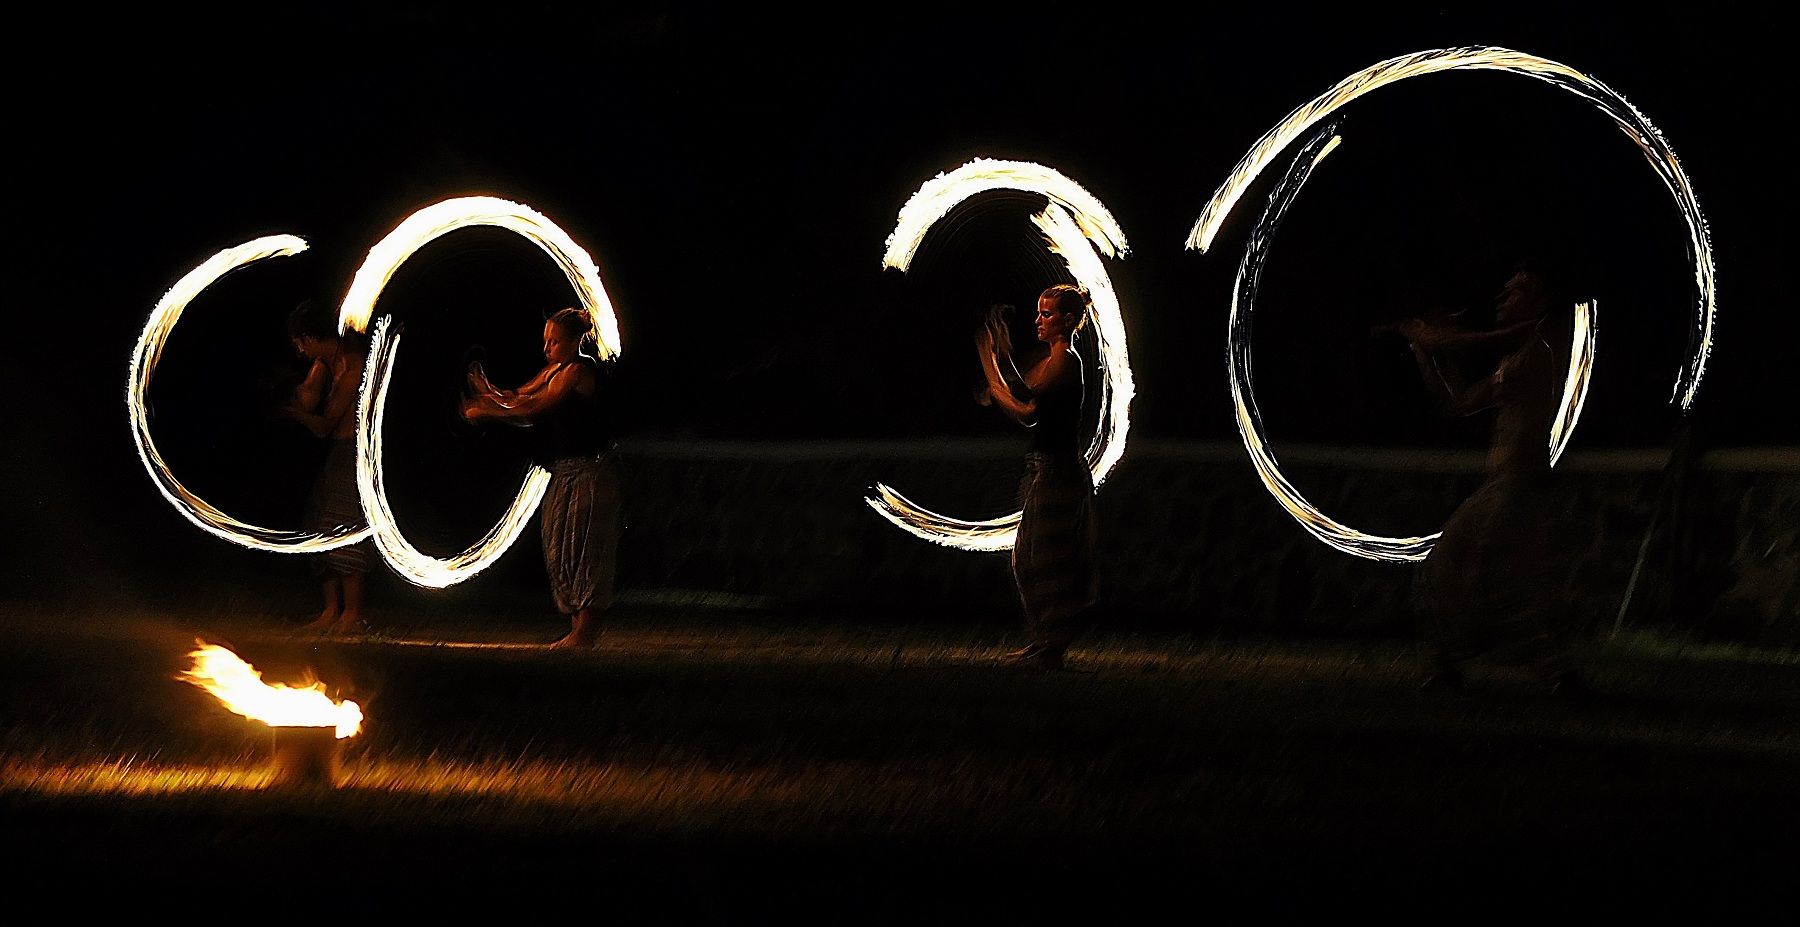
<box><xmin>543</xmin><ymin>358</ymin><xmax>613</xmax><ymax>461</ymax></box>
<box><xmin>1027</xmin><ymin>348</ymin><xmax>1084</xmax><ymax>454</ymax></box>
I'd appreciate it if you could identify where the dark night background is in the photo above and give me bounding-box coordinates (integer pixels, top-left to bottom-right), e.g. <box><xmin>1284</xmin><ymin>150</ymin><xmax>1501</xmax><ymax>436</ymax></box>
<box><xmin>4</xmin><ymin>3</ymin><xmax>1788</xmax><ymax>611</ymax></box>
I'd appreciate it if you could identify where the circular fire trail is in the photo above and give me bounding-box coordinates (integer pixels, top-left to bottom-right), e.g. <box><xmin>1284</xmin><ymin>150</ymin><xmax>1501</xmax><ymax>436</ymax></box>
<box><xmin>867</xmin><ymin>159</ymin><xmax>1134</xmax><ymax>551</ymax></box>
<box><xmin>343</xmin><ymin>196</ymin><xmax>620</xmax><ymax>588</ymax></box>
<box><xmin>129</xmin><ymin>235</ymin><xmax>374</xmax><ymax>553</ymax></box>
<box><xmin>1192</xmin><ymin>46</ymin><xmax>1700</xmax><ymax>561</ymax></box>
<box><xmin>1228</xmin><ymin>127</ymin><xmax>1597</xmax><ymax>560</ymax></box>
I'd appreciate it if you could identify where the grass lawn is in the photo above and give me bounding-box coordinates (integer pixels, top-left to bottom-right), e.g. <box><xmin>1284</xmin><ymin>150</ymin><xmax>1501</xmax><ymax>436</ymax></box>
<box><xmin>3</xmin><ymin>599</ymin><xmax>1795</xmax><ymax>919</ymax></box>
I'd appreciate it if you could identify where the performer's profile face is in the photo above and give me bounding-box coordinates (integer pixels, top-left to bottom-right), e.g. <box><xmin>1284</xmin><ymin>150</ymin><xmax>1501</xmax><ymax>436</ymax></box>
<box><xmin>542</xmin><ymin>320</ymin><xmax>580</xmax><ymax>364</ymax></box>
<box><xmin>292</xmin><ymin>335</ymin><xmax>322</xmax><ymax>361</ymax></box>
<box><xmin>1035</xmin><ymin>294</ymin><xmax>1076</xmax><ymax>343</ymax></box>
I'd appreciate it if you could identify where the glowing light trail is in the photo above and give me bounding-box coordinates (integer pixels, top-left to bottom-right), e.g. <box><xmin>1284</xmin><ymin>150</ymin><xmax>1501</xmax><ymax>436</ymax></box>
<box><xmin>868</xmin><ymin>159</ymin><xmax>1134</xmax><ymax>551</ymax></box>
<box><xmin>1228</xmin><ymin>125</ymin><xmax>1599</xmax><ymax>561</ymax></box>
<box><xmin>180</xmin><ymin>642</ymin><xmax>363</xmax><ymax>739</ymax></box>
<box><xmin>1201</xmin><ymin>47</ymin><xmax>1695</xmax><ymax>560</ymax></box>
<box><xmin>343</xmin><ymin>196</ymin><xmax>620</xmax><ymax>588</ymax></box>
<box><xmin>1188</xmin><ymin>45</ymin><xmax>1712</xmax><ymax>409</ymax></box>
<box><xmin>1551</xmin><ymin>302</ymin><xmax>1597</xmax><ymax>468</ymax></box>
<box><xmin>129</xmin><ymin>235</ymin><xmax>373</xmax><ymax>553</ymax></box>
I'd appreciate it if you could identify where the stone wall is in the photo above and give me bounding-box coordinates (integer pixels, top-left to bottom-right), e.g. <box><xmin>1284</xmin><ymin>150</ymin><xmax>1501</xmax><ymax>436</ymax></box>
<box><xmin>612</xmin><ymin>438</ymin><xmax>1800</xmax><ymax>647</ymax></box>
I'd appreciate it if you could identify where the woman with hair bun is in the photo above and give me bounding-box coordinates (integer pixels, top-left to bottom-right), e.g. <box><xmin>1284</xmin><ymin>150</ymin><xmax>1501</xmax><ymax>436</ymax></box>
<box><xmin>974</xmin><ymin>284</ymin><xmax>1101</xmax><ymax>670</ymax></box>
<box><xmin>462</xmin><ymin>307</ymin><xmax>621</xmax><ymax>649</ymax></box>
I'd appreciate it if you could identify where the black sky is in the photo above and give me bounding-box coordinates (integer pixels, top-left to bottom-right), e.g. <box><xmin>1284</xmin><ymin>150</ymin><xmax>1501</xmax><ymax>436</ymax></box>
<box><xmin>5</xmin><ymin>3</ymin><xmax>1787</xmax><ymax>600</ymax></box>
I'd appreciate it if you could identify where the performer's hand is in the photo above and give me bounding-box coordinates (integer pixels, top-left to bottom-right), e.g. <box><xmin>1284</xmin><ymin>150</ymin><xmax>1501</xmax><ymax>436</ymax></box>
<box><xmin>1397</xmin><ymin>318</ymin><xmax>1447</xmax><ymax>349</ymax></box>
<box><xmin>985</xmin><ymin>306</ymin><xmax>1013</xmax><ymax>355</ymax></box>
<box><xmin>466</xmin><ymin>362</ymin><xmax>494</xmax><ymax>397</ymax></box>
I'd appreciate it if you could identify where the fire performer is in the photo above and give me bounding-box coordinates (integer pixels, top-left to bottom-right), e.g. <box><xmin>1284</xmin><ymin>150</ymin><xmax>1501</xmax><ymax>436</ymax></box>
<box><xmin>975</xmin><ymin>284</ymin><xmax>1100</xmax><ymax>670</ymax></box>
<box><xmin>279</xmin><ymin>299</ymin><xmax>377</xmax><ymax>633</ymax></box>
<box><xmin>1390</xmin><ymin>259</ymin><xmax>1593</xmax><ymax>697</ymax></box>
<box><xmin>461</xmin><ymin>308</ymin><xmax>621</xmax><ymax>649</ymax></box>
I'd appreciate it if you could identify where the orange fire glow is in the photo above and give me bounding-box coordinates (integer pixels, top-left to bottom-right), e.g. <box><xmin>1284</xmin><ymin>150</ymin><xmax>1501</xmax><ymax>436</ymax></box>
<box><xmin>179</xmin><ymin>643</ymin><xmax>362</xmax><ymax>739</ymax></box>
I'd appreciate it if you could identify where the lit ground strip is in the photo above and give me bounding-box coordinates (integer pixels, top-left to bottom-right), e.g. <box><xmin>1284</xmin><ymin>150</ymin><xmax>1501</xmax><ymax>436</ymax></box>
<box><xmin>868</xmin><ymin>159</ymin><xmax>1133</xmax><ymax>551</ymax></box>
<box><xmin>343</xmin><ymin>197</ymin><xmax>620</xmax><ymax>588</ymax></box>
<box><xmin>129</xmin><ymin>235</ymin><xmax>373</xmax><ymax>553</ymax></box>
<box><xmin>1188</xmin><ymin>45</ymin><xmax>1713</xmax><ymax>410</ymax></box>
<box><xmin>1228</xmin><ymin>127</ymin><xmax>1599</xmax><ymax>561</ymax></box>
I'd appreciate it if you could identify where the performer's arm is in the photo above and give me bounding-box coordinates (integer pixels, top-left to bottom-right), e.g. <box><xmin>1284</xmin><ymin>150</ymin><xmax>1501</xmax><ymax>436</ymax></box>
<box><xmin>282</xmin><ymin>358</ymin><xmax>361</xmax><ymax>438</ymax></box>
<box><xmin>291</xmin><ymin>359</ymin><xmax>328</xmax><ymax>413</ymax></box>
<box><xmin>464</xmin><ymin>363</ymin><xmax>591</xmax><ymax>425</ymax></box>
<box><xmin>467</xmin><ymin>360</ymin><xmax>559</xmax><ymax>403</ymax></box>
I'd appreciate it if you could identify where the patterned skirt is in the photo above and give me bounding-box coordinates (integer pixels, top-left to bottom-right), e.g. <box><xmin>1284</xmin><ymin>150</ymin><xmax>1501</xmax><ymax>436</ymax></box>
<box><xmin>1011</xmin><ymin>450</ymin><xmax>1099</xmax><ymax>643</ymax></box>
<box><xmin>302</xmin><ymin>439</ymin><xmax>374</xmax><ymax>575</ymax></box>
<box><xmin>541</xmin><ymin>454</ymin><xmax>623</xmax><ymax>615</ymax></box>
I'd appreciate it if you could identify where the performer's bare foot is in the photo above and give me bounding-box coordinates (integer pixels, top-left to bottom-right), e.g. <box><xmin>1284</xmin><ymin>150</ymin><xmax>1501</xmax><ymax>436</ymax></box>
<box><xmin>1004</xmin><ymin>641</ymin><xmax>1046</xmax><ymax>661</ymax></box>
<box><xmin>303</xmin><ymin>610</ymin><xmax>341</xmax><ymax>632</ymax></box>
<box><xmin>1002</xmin><ymin>640</ymin><xmax>1066</xmax><ymax>671</ymax></box>
<box><xmin>548</xmin><ymin>608</ymin><xmax>600</xmax><ymax>649</ymax></box>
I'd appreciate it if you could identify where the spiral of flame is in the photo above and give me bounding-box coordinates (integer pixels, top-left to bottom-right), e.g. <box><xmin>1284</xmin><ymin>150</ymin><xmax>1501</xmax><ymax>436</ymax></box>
<box><xmin>867</xmin><ymin>159</ymin><xmax>1134</xmax><ymax>551</ymax></box>
<box><xmin>128</xmin><ymin>235</ymin><xmax>374</xmax><ymax>552</ymax></box>
<box><xmin>1227</xmin><ymin>128</ymin><xmax>1596</xmax><ymax>561</ymax></box>
<box><xmin>342</xmin><ymin>196</ymin><xmax>621</xmax><ymax>588</ymax></box>
<box><xmin>1194</xmin><ymin>46</ymin><xmax>1691</xmax><ymax>561</ymax></box>
<box><xmin>1190</xmin><ymin>45</ymin><xmax>1711</xmax><ymax>407</ymax></box>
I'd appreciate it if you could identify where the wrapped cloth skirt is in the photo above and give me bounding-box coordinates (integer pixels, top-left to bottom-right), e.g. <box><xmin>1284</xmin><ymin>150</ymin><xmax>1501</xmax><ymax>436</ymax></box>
<box><xmin>1012</xmin><ymin>450</ymin><xmax>1099</xmax><ymax>645</ymax></box>
<box><xmin>303</xmin><ymin>439</ymin><xmax>374</xmax><ymax>575</ymax></box>
<box><xmin>541</xmin><ymin>453</ymin><xmax>622</xmax><ymax>615</ymax></box>
<box><xmin>1413</xmin><ymin>474</ymin><xmax>1579</xmax><ymax>678</ymax></box>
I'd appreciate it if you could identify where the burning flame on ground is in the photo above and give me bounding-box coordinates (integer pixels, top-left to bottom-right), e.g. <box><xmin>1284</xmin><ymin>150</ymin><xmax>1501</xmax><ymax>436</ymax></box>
<box><xmin>1227</xmin><ymin>126</ymin><xmax>1598</xmax><ymax>561</ymax></box>
<box><xmin>868</xmin><ymin>159</ymin><xmax>1134</xmax><ymax>551</ymax></box>
<box><xmin>180</xmin><ymin>643</ymin><xmax>362</xmax><ymax>739</ymax></box>
<box><xmin>343</xmin><ymin>196</ymin><xmax>620</xmax><ymax>588</ymax></box>
<box><xmin>128</xmin><ymin>235</ymin><xmax>374</xmax><ymax>553</ymax></box>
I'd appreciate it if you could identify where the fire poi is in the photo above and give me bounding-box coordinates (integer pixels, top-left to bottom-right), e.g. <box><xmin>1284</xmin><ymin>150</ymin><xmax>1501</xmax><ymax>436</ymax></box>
<box><xmin>1188</xmin><ymin>46</ymin><xmax>1714</xmax><ymax>562</ymax></box>
<box><xmin>866</xmin><ymin>158</ymin><xmax>1134</xmax><ymax>552</ymax></box>
<box><xmin>131</xmin><ymin>196</ymin><xmax>620</xmax><ymax>589</ymax></box>
<box><xmin>180</xmin><ymin>642</ymin><xmax>362</xmax><ymax>787</ymax></box>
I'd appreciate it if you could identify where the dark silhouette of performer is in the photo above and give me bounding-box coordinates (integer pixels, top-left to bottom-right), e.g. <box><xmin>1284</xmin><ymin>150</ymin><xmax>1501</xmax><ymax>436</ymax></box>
<box><xmin>462</xmin><ymin>308</ymin><xmax>621</xmax><ymax>649</ymax></box>
<box><xmin>975</xmin><ymin>284</ymin><xmax>1100</xmax><ymax>671</ymax></box>
<box><xmin>279</xmin><ymin>299</ymin><xmax>376</xmax><ymax>633</ymax></box>
<box><xmin>1391</xmin><ymin>260</ymin><xmax>1592</xmax><ymax>697</ymax></box>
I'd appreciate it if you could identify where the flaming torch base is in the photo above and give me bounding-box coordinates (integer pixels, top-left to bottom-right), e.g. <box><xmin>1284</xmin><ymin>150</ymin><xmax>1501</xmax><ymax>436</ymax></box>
<box><xmin>270</xmin><ymin>725</ymin><xmax>342</xmax><ymax>788</ymax></box>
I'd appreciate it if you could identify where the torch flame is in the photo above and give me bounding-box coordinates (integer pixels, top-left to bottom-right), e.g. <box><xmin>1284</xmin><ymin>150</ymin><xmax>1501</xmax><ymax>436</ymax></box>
<box><xmin>180</xmin><ymin>643</ymin><xmax>362</xmax><ymax>739</ymax></box>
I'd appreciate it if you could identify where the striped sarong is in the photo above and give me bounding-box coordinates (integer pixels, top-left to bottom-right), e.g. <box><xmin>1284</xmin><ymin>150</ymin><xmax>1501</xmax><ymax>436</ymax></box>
<box><xmin>1012</xmin><ymin>450</ymin><xmax>1099</xmax><ymax>644</ymax></box>
<box><xmin>303</xmin><ymin>439</ymin><xmax>374</xmax><ymax>575</ymax></box>
<box><xmin>541</xmin><ymin>453</ymin><xmax>622</xmax><ymax>615</ymax></box>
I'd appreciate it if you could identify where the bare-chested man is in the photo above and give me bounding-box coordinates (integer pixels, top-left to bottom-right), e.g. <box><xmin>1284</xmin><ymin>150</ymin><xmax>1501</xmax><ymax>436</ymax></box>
<box><xmin>280</xmin><ymin>299</ymin><xmax>376</xmax><ymax>633</ymax></box>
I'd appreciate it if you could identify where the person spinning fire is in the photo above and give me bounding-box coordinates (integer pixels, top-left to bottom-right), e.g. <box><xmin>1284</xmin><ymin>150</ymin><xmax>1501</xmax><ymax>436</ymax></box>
<box><xmin>461</xmin><ymin>307</ymin><xmax>622</xmax><ymax>649</ymax></box>
<box><xmin>278</xmin><ymin>299</ymin><xmax>377</xmax><ymax>634</ymax></box>
<box><xmin>1387</xmin><ymin>258</ymin><xmax>1594</xmax><ymax>698</ymax></box>
<box><xmin>974</xmin><ymin>284</ymin><xmax>1101</xmax><ymax>671</ymax></box>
